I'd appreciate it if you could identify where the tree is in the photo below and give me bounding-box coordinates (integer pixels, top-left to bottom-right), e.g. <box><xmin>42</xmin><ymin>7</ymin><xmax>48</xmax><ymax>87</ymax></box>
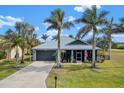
<box><xmin>41</xmin><ymin>34</ymin><xmax>49</xmax><ymax>42</ymax></box>
<box><xmin>44</xmin><ymin>8</ymin><xmax>73</xmax><ymax>67</ymax></box>
<box><xmin>5</xmin><ymin>29</ymin><xmax>22</xmax><ymax>67</ymax></box>
<box><xmin>75</xmin><ymin>5</ymin><xmax>108</xmax><ymax>68</ymax></box>
<box><xmin>26</xmin><ymin>25</ymin><xmax>35</xmax><ymax>63</ymax></box>
<box><xmin>97</xmin><ymin>36</ymin><xmax>109</xmax><ymax>55</ymax></box>
<box><xmin>112</xmin><ymin>17</ymin><xmax>124</xmax><ymax>33</ymax></box>
<box><xmin>15</xmin><ymin>22</ymin><xmax>27</xmax><ymax>63</ymax></box>
<box><xmin>101</xmin><ymin>18</ymin><xmax>114</xmax><ymax>60</ymax></box>
<box><xmin>15</xmin><ymin>22</ymin><xmax>35</xmax><ymax>63</ymax></box>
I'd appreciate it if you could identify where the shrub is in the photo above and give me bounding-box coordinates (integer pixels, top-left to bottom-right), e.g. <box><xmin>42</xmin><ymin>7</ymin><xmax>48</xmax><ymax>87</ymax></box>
<box><xmin>117</xmin><ymin>46</ymin><xmax>124</xmax><ymax>49</ymax></box>
<box><xmin>0</xmin><ymin>51</ymin><xmax>6</xmax><ymax>59</ymax></box>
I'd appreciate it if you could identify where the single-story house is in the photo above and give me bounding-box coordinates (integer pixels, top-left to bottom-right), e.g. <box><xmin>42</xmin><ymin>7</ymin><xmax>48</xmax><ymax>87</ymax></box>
<box><xmin>32</xmin><ymin>36</ymin><xmax>100</xmax><ymax>63</ymax></box>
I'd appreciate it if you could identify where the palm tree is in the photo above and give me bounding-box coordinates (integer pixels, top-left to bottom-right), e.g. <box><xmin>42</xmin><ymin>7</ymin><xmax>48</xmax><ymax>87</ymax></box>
<box><xmin>5</xmin><ymin>29</ymin><xmax>22</xmax><ymax>67</ymax></box>
<box><xmin>118</xmin><ymin>17</ymin><xmax>124</xmax><ymax>32</ymax></box>
<box><xmin>16</xmin><ymin>22</ymin><xmax>33</xmax><ymax>63</ymax></box>
<box><xmin>41</xmin><ymin>34</ymin><xmax>49</xmax><ymax>42</ymax></box>
<box><xmin>15</xmin><ymin>22</ymin><xmax>36</xmax><ymax>63</ymax></box>
<box><xmin>15</xmin><ymin>22</ymin><xmax>26</xmax><ymax>63</ymax></box>
<box><xmin>26</xmin><ymin>25</ymin><xmax>35</xmax><ymax>63</ymax></box>
<box><xmin>44</xmin><ymin>8</ymin><xmax>73</xmax><ymax>67</ymax></box>
<box><xmin>97</xmin><ymin>36</ymin><xmax>109</xmax><ymax>55</ymax></box>
<box><xmin>112</xmin><ymin>17</ymin><xmax>124</xmax><ymax>33</ymax></box>
<box><xmin>75</xmin><ymin>5</ymin><xmax>108</xmax><ymax>68</ymax></box>
<box><xmin>101</xmin><ymin>18</ymin><xmax>114</xmax><ymax>60</ymax></box>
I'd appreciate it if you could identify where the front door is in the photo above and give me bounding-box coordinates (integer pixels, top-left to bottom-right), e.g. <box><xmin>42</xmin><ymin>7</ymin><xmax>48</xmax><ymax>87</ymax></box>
<box><xmin>76</xmin><ymin>50</ymin><xmax>82</xmax><ymax>61</ymax></box>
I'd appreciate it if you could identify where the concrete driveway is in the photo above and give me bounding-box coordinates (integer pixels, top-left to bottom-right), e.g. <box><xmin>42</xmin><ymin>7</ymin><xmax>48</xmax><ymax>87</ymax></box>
<box><xmin>0</xmin><ymin>61</ymin><xmax>54</xmax><ymax>88</ymax></box>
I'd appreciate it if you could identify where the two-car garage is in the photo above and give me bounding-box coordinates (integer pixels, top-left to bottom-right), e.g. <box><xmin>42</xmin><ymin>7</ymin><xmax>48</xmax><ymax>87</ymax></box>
<box><xmin>36</xmin><ymin>50</ymin><xmax>56</xmax><ymax>61</ymax></box>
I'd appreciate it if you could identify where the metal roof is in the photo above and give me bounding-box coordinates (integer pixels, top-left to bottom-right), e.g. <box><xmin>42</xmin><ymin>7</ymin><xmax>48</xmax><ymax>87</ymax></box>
<box><xmin>32</xmin><ymin>36</ymin><xmax>100</xmax><ymax>50</ymax></box>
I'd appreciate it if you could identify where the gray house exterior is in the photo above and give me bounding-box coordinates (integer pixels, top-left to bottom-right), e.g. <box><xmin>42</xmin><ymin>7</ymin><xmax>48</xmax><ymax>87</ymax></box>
<box><xmin>32</xmin><ymin>36</ymin><xmax>100</xmax><ymax>63</ymax></box>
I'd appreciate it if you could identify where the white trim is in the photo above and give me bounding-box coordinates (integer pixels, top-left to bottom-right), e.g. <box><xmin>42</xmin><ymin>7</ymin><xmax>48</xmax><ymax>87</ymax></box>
<box><xmin>71</xmin><ymin>50</ymin><xmax>74</xmax><ymax>63</ymax></box>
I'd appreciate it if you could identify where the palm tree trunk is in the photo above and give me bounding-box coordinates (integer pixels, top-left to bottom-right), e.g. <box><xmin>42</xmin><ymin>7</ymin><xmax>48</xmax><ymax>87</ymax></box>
<box><xmin>108</xmin><ymin>34</ymin><xmax>112</xmax><ymax>60</ymax></box>
<box><xmin>16</xmin><ymin>45</ymin><xmax>19</xmax><ymax>67</ymax></box>
<box><xmin>21</xmin><ymin>48</ymin><xmax>25</xmax><ymax>63</ymax></box>
<box><xmin>103</xmin><ymin>49</ymin><xmax>106</xmax><ymax>56</ymax></box>
<box><xmin>7</xmin><ymin>49</ymin><xmax>11</xmax><ymax>60</ymax></box>
<box><xmin>7</xmin><ymin>45</ymin><xmax>11</xmax><ymax>60</ymax></box>
<box><xmin>91</xmin><ymin>28</ymin><xmax>96</xmax><ymax>68</ymax></box>
<box><xmin>29</xmin><ymin>46</ymin><xmax>32</xmax><ymax>63</ymax></box>
<box><xmin>57</xmin><ymin>30</ymin><xmax>61</xmax><ymax>68</ymax></box>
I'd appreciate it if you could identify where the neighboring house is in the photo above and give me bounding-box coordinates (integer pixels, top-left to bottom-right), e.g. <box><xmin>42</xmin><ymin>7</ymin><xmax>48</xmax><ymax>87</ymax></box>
<box><xmin>32</xmin><ymin>36</ymin><xmax>100</xmax><ymax>63</ymax></box>
<box><xmin>0</xmin><ymin>35</ymin><xmax>22</xmax><ymax>59</ymax></box>
<box><xmin>6</xmin><ymin>47</ymin><xmax>22</xmax><ymax>59</ymax></box>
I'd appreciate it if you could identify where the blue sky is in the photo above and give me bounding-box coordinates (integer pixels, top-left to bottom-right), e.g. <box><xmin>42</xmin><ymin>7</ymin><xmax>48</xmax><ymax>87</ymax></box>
<box><xmin>0</xmin><ymin>5</ymin><xmax>124</xmax><ymax>42</ymax></box>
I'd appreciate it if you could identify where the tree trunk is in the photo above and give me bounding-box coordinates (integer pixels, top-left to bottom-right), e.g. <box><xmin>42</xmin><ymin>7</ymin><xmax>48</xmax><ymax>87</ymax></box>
<box><xmin>29</xmin><ymin>46</ymin><xmax>32</xmax><ymax>63</ymax></box>
<box><xmin>103</xmin><ymin>49</ymin><xmax>106</xmax><ymax>56</ymax></box>
<box><xmin>16</xmin><ymin>45</ymin><xmax>19</xmax><ymax>67</ymax></box>
<box><xmin>7</xmin><ymin>45</ymin><xmax>11</xmax><ymax>60</ymax></box>
<box><xmin>57</xmin><ymin>30</ymin><xmax>61</xmax><ymax>68</ymax></box>
<box><xmin>108</xmin><ymin>34</ymin><xmax>112</xmax><ymax>60</ymax></box>
<box><xmin>21</xmin><ymin>48</ymin><xmax>25</xmax><ymax>63</ymax></box>
<box><xmin>91</xmin><ymin>28</ymin><xmax>96</xmax><ymax>68</ymax></box>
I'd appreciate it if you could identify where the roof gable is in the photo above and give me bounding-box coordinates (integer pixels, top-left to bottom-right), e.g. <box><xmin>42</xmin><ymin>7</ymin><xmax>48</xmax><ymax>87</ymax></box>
<box><xmin>67</xmin><ymin>40</ymin><xmax>88</xmax><ymax>45</ymax></box>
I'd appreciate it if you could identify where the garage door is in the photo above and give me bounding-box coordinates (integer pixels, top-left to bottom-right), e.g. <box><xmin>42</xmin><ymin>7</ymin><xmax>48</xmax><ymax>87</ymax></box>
<box><xmin>36</xmin><ymin>50</ymin><xmax>56</xmax><ymax>61</ymax></box>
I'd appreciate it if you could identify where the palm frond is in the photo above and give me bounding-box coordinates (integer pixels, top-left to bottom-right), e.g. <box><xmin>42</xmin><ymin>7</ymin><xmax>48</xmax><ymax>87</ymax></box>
<box><xmin>46</xmin><ymin>25</ymin><xmax>58</xmax><ymax>31</ymax></box>
<box><xmin>111</xmin><ymin>28</ymin><xmax>124</xmax><ymax>34</ymax></box>
<box><xmin>62</xmin><ymin>22</ymin><xmax>74</xmax><ymax>29</ymax></box>
<box><xmin>98</xmin><ymin>11</ymin><xmax>109</xmax><ymax>20</ymax></box>
<box><xmin>75</xmin><ymin>18</ymin><xmax>91</xmax><ymax>24</ymax></box>
<box><xmin>76</xmin><ymin>25</ymin><xmax>92</xmax><ymax>39</ymax></box>
<box><xmin>44</xmin><ymin>19</ymin><xmax>57</xmax><ymax>25</ymax></box>
<box><xmin>120</xmin><ymin>17</ymin><xmax>124</xmax><ymax>23</ymax></box>
<box><xmin>97</xmin><ymin>19</ymin><xmax>107</xmax><ymax>25</ymax></box>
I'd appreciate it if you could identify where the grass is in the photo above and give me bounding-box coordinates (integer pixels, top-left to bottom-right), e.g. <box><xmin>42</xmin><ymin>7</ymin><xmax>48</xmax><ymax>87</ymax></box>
<box><xmin>0</xmin><ymin>56</ymin><xmax>30</xmax><ymax>80</ymax></box>
<box><xmin>46</xmin><ymin>49</ymin><xmax>124</xmax><ymax>88</ymax></box>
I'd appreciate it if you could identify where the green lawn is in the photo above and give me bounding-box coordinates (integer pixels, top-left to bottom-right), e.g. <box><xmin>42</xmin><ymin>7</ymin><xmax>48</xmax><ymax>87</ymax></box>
<box><xmin>46</xmin><ymin>50</ymin><xmax>124</xmax><ymax>88</ymax></box>
<box><xmin>0</xmin><ymin>57</ymin><xmax>30</xmax><ymax>80</ymax></box>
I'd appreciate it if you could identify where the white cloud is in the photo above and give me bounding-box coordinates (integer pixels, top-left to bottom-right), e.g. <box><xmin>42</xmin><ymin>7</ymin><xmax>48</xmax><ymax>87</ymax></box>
<box><xmin>0</xmin><ymin>15</ymin><xmax>23</xmax><ymax>28</ymax></box>
<box><xmin>35</xmin><ymin>26</ymin><xmax>40</xmax><ymax>31</ymax></box>
<box><xmin>45</xmin><ymin>30</ymin><xmax>58</xmax><ymax>40</ymax></box>
<box><xmin>76</xmin><ymin>26</ymin><xmax>81</xmax><ymax>30</ymax></box>
<box><xmin>42</xmin><ymin>22</ymin><xmax>51</xmax><ymax>29</ymax></box>
<box><xmin>74</xmin><ymin>5</ymin><xmax>101</xmax><ymax>12</ymax></box>
<box><xmin>46</xmin><ymin>30</ymin><xmax>58</xmax><ymax>37</ymax></box>
<box><xmin>42</xmin><ymin>22</ymin><xmax>57</xmax><ymax>40</ymax></box>
<box><xmin>112</xmin><ymin>34</ymin><xmax>124</xmax><ymax>38</ymax></box>
<box><xmin>66</xmin><ymin>16</ymin><xmax>76</xmax><ymax>22</ymax></box>
<box><xmin>112</xmin><ymin>34</ymin><xmax>124</xmax><ymax>42</ymax></box>
<box><xmin>85</xmin><ymin>26</ymin><xmax>102</xmax><ymax>36</ymax></box>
